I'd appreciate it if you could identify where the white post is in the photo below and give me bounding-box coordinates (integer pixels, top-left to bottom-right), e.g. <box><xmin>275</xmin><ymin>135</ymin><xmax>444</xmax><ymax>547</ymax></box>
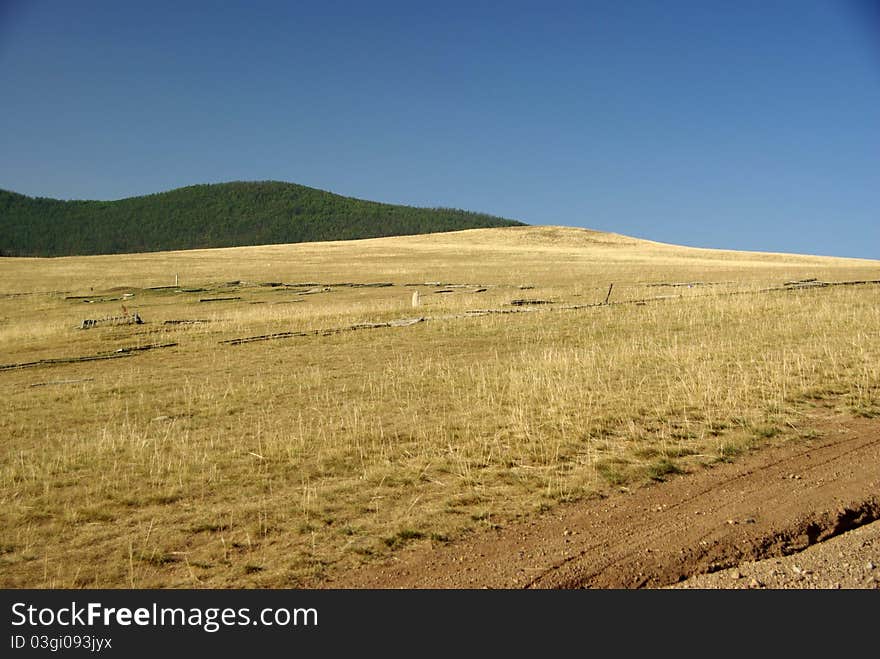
<box><xmin>175</xmin><ymin>273</ymin><xmax>179</xmax><ymax>287</ymax></box>
<box><xmin>412</xmin><ymin>291</ymin><xmax>420</xmax><ymax>308</ymax></box>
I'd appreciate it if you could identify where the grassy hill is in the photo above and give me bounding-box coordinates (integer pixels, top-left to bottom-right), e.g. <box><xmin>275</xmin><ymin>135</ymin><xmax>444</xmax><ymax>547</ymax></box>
<box><xmin>0</xmin><ymin>181</ymin><xmax>524</xmax><ymax>256</ymax></box>
<box><xmin>1</xmin><ymin>226</ymin><xmax>879</xmax><ymax>587</ymax></box>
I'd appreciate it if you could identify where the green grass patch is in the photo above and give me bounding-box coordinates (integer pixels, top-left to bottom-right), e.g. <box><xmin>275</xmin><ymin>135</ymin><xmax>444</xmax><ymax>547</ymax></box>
<box><xmin>643</xmin><ymin>458</ymin><xmax>683</xmax><ymax>482</ymax></box>
<box><xmin>383</xmin><ymin>528</ymin><xmax>425</xmax><ymax>550</ymax></box>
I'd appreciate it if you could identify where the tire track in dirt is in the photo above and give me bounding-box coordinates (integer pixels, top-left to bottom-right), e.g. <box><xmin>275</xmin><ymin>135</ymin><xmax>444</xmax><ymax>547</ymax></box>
<box><xmin>322</xmin><ymin>413</ymin><xmax>880</xmax><ymax>589</ymax></box>
<box><xmin>526</xmin><ymin>428</ymin><xmax>880</xmax><ymax>588</ymax></box>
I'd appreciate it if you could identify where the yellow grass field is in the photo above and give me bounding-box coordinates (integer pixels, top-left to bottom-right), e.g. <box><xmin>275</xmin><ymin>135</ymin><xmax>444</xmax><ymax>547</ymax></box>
<box><xmin>1</xmin><ymin>226</ymin><xmax>879</xmax><ymax>587</ymax></box>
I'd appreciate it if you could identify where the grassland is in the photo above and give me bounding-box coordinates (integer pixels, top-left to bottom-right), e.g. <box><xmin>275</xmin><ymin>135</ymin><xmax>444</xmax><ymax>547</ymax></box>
<box><xmin>1</xmin><ymin>226</ymin><xmax>878</xmax><ymax>587</ymax></box>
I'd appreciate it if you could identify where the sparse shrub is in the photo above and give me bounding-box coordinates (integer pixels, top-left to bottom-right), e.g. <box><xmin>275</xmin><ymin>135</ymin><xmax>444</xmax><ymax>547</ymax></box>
<box><xmin>644</xmin><ymin>458</ymin><xmax>683</xmax><ymax>482</ymax></box>
<box><xmin>383</xmin><ymin>529</ymin><xmax>424</xmax><ymax>549</ymax></box>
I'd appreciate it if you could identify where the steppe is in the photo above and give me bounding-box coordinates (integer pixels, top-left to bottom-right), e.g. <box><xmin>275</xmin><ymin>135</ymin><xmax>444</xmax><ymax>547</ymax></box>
<box><xmin>1</xmin><ymin>226</ymin><xmax>878</xmax><ymax>588</ymax></box>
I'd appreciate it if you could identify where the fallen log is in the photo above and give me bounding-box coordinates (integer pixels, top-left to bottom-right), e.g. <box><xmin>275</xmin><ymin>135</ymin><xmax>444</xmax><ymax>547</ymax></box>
<box><xmin>221</xmin><ymin>318</ymin><xmax>425</xmax><ymax>346</ymax></box>
<box><xmin>1</xmin><ymin>353</ymin><xmax>132</xmax><ymax>371</ymax></box>
<box><xmin>163</xmin><ymin>319</ymin><xmax>210</xmax><ymax>325</ymax></box>
<box><xmin>510</xmin><ymin>299</ymin><xmax>553</xmax><ymax>306</ymax></box>
<box><xmin>29</xmin><ymin>378</ymin><xmax>95</xmax><ymax>387</ymax></box>
<box><xmin>0</xmin><ymin>343</ymin><xmax>177</xmax><ymax>372</ymax></box>
<box><xmin>113</xmin><ymin>342</ymin><xmax>177</xmax><ymax>354</ymax></box>
<box><xmin>80</xmin><ymin>312</ymin><xmax>143</xmax><ymax>329</ymax></box>
<box><xmin>1</xmin><ymin>290</ymin><xmax>70</xmax><ymax>298</ymax></box>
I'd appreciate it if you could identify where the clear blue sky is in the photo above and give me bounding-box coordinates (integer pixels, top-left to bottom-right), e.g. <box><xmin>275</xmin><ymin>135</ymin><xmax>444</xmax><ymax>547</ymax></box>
<box><xmin>1</xmin><ymin>0</ymin><xmax>878</xmax><ymax>258</ymax></box>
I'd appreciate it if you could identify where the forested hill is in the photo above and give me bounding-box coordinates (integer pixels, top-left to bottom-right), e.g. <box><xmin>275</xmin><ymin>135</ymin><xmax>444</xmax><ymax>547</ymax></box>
<box><xmin>0</xmin><ymin>181</ymin><xmax>525</xmax><ymax>256</ymax></box>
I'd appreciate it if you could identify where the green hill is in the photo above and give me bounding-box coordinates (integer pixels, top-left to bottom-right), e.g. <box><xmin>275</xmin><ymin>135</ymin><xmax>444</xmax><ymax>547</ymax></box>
<box><xmin>0</xmin><ymin>181</ymin><xmax>525</xmax><ymax>257</ymax></box>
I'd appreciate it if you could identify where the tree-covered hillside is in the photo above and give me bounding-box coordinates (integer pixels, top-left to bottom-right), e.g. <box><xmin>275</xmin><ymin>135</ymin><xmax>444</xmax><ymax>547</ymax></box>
<box><xmin>0</xmin><ymin>181</ymin><xmax>524</xmax><ymax>256</ymax></box>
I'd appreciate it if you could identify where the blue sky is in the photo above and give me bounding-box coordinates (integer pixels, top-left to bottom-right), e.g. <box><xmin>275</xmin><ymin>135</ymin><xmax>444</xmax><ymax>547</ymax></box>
<box><xmin>1</xmin><ymin>0</ymin><xmax>878</xmax><ymax>258</ymax></box>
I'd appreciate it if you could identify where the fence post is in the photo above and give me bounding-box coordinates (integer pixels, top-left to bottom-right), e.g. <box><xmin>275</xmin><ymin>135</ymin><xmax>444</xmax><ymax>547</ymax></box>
<box><xmin>604</xmin><ymin>283</ymin><xmax>614</xmax><ymax>304</ymax></box>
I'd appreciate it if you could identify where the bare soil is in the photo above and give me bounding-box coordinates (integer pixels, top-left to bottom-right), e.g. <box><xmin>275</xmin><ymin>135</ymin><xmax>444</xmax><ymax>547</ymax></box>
<box><xmin>321</xmin><ymin>413</ymin><xmax>880</xmax><ymax>589</ymax></box>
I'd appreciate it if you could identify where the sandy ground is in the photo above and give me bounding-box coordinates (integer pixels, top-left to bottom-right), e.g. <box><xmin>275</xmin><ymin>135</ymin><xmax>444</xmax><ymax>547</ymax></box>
<box><xmin>670</xmin><ymin>518</ymin><xmax>879</xmax><ymax>589</ymax></box>
<box><xmin>318</xmin><ymin>412</ymin><xmax>880</xmax><ymax>589</ymax></box>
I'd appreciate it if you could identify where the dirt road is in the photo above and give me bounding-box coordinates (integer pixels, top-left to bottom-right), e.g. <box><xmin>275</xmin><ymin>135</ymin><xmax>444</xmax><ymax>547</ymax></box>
<box><xmin>322</xmin><ymin>413</ymin><xmax>880</xmax><ymax>589</ymax></box>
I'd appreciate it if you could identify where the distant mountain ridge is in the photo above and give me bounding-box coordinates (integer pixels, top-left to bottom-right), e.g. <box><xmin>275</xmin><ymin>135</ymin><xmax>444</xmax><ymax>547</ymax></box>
<box><xmin>0</xmin><ymin>181</ymin><xmax>525</xmax><ymax>257</ymax></box>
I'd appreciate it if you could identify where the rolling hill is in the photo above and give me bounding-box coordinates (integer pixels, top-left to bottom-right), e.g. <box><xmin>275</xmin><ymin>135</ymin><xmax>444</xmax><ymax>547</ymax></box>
<box><xmin>2</xmin><ymin>224</ymin><xmax>879</xmax><ymax>589</ymax></box>
<box><xmin>0</xmin><ymin>181</ymin><xmax>524</xmax><ymax>257</ymax></box>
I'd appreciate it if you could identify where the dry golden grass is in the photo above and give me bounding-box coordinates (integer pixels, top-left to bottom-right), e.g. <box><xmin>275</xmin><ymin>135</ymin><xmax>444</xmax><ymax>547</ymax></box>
<box><xmin>1</xmin><ymin>226</ymin><xmax>878</xmax><ymax>587</ymax></box>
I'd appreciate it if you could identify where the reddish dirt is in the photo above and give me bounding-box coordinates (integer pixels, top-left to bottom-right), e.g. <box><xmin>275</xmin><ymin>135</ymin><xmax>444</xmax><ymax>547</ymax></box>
<box><xmin>320</xmin><ymin>413</ymin><xmax>880</xmax><ymax>589</ymax></box>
